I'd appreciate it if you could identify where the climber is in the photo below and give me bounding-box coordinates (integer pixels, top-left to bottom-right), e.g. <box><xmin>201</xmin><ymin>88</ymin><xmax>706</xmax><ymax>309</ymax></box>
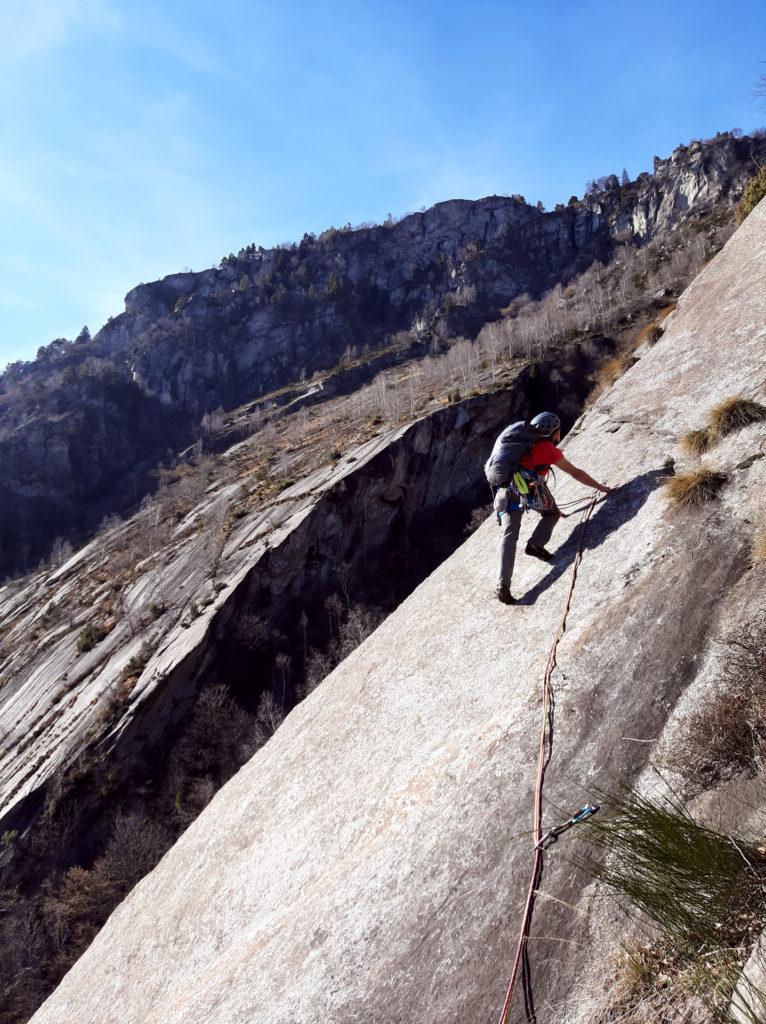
<box><xmin>485</xmin><ymin>412</ymin><xmax>612</xmax><ymax>604</ymax></box>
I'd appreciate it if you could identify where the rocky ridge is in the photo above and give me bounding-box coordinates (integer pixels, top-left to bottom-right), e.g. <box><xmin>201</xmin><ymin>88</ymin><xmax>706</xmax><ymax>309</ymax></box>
<box><xmin>107</xmin><ymin>132</ymin><xmax>761</xmax><ymax>409</ymax></box>
<box><xmin>26</xmin><ymin>199</ymin><xmax>766</xmax><ymax>1022</ymax></box>
<box><xmin>0</xmin><ymin>130</ymin><xmax>762</xmax><ymax>577</ymax></box>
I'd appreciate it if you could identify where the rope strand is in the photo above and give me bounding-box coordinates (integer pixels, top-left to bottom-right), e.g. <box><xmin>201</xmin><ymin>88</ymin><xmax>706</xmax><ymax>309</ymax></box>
<box><xmin>496</xmin><ymin>493</ymin><xmax>598</xmax><ymax>1024</ymax></box>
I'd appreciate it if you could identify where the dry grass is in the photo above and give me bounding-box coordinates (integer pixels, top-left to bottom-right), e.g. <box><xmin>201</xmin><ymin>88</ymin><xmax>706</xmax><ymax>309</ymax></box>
<box><xmin>634</xmin><ymin>319</ymin><xmax>663</xmax><ymax>348</ymax></box>
<box><xmin>708</xmin><ymin>397</ymin><xmax>766</xmax><ymax>441</ymax></box>
<box><xmin>594</xmin><ymin>350</ymin><xmax>636</xmax><ymax>391</ymax></box>
<box><xmin>681</xmin><ymin>428</ymin><xmax>712</xmax><ymax>456</ymax></box>
<box><xmin>681</xmin><ymin>397</ymin><xmax>766</xmax><ymax>460</ymax></box>
<box><xmin>663</xmin><ymin>614</ymin><xmax>766</xmax><ymax>781</ymax></box>
<box><xmin>586</xmin><ymin>941</ymin><xmax>707</xmax><ymax>1024</ymax></box>
<box><xmin>665</xmin><ymin>467</ymin><xmax>726</xmax><ymax>508</ymax></box>
<box><xmin>656</xmin><ymin>302</ymin><xmax>677</xmax><ymax>320</ymax></box>
<box><xmin>752</xmin><ymin>522</ymin><xmax>766</xmax><ymax>564</ymax></box>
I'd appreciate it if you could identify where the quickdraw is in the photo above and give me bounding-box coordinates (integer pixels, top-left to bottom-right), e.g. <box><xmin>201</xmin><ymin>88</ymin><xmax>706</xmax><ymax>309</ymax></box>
<box><xmin>535</xmin><ymin>803</ymin><xmax>600</xmax><ymax>851</ymax></box>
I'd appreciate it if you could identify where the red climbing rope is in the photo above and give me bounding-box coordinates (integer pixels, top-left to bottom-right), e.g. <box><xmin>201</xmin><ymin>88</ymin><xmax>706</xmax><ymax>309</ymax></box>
<box><xmin>496</xmin><ymin>492</ymin><xmax>599</xmax><ymax>1024</ymax></box>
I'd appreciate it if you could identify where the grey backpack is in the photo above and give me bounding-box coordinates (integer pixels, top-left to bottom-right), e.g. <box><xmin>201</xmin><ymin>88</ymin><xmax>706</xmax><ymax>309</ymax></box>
<box><xmin>484</xmin><ymin>420</ymin><xmax>542</xmax><ymax>486</ymax></box>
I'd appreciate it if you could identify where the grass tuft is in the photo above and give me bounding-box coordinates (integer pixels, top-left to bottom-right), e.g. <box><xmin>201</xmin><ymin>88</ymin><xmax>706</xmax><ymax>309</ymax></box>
<box><xmin>708</xmin><ymin>397</ymin><xmax>766</xmax><ymax>442</ymax></box>
<box><xmin>679</xmin><ymin>397</ymin><xmax>766</xmax><ymax>460</ymax></box>
<box><xmin>752</xmin><ymin>522</ymin><xmax>766</xmax><ymax>564</ymax></box>
<box><xmin>681</xmin><ymin>427</ymin><xmax>712</xmax><ymax>456</ymax></box>
<box><xmin>594</xmin><ymin>350</ymin><xmax>636</xmax><ymax>391</ymax></box>
<box><xmin>635</xmin><ymin>322</ymin><xmax>662</xmax><ymax>347</ymax></box>
<box><xmin>665</xmin><ymin>467</ymin><xmax>726</xmax><ymax>508</ymax></box>
<box><xmin>586</xmin><ymin>790</ymin><xmax>766</xmax><ymax>1023</ymax></box>
<box><xmin>76</xmin><ymin>622</ymin><xmax>109</xmax><ymax>654</ymax></box>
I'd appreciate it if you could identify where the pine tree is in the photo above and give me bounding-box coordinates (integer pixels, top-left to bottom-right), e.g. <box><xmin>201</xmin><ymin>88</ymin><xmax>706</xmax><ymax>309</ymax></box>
<box><xmin>620</xmin><ymin>167</ymin><xmax>630</xmax><ymax>186</ymax></box>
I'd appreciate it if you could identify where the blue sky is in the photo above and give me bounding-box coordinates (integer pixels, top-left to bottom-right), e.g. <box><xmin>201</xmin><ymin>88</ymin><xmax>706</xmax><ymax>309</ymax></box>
<box><xmin>2</xmin><ymin>0</ymin><xmax>765</xmax><ymax>366</ymax></box>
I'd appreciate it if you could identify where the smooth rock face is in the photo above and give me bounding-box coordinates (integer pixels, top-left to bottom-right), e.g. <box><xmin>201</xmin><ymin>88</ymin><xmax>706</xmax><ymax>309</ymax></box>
<box><xmin>0</xmin><ymin>377</ymin><xmax>532</xmax><ymax>837</ymax></box>
<box><xmin>29</xmin><ymin>201</ymin><xmax>766</xmax><ymax>1023</ymax></box>
<box><xmin>731</xmin><ymin>936</ymin><xmax>766</xmax><ymax>1024</ymax></box>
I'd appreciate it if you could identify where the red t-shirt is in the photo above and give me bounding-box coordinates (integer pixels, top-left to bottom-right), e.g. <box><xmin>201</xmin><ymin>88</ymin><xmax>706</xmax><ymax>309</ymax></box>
<box><xmin>520</xmin><ymin>440</ymin><xmax>564</xmax><ymax>479</ymax></box>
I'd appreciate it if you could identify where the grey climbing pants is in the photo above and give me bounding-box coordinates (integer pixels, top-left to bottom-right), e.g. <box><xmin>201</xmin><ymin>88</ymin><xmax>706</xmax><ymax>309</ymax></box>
<box><xmin>497</xmin><ymin>504</ymin><xmax>561</xmax><ymax>587</ymax></box>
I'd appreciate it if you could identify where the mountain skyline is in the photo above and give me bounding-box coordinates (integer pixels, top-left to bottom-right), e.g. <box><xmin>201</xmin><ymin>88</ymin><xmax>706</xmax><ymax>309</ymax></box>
<box><xmin>2</xmin><ymin>0</ymin><xmax>765</xmax><ymax>366</ymax></box>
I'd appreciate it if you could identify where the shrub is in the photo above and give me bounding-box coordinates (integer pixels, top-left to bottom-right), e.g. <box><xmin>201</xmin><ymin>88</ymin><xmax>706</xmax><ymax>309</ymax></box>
<box><xmin>164</xmin><ymin>685</ymin><xmax>265</xmax><ymax>827</ymax></box>
<box><xmin>665</xmin><ymin>467</ymin><xmax>726</xmax><ymax>508</ymax></box>
<box><xmin>681</xmin><ymin>427</ymin><xmax>711</xmax><ymax>456</ymax></box>
<box><xmin>121</xmin><ymin>641</ymin><xmax>154</xmax><ymax>682</ymax></box>
<box><xmin>708</xmin><ymin>396</ymin><xmax>766</xmax><ymax>441</ymax></box>
<box><xmin>586</xmin><ymin>790</ymin><xmax>766</xmax><ymax>1022</ymax></box>
<box><xmin>76</xmin><ymin>623</ymin><xmax>108</xmax><ymax>654</ymax></box>
<box><xmin>42</xmin><ymin>812</ymin><xmax>170</xmax><ymax>959</ymax></box>
<box><xmin>589</xmin><ymin>791</ymin><xmax>766</xmax><ymax>948</ymax></box>
<box><xmin>300</xmin><ymin>601</ymin><xmax>385</xmax><ymax>697</ymax></box>
<box><xmin>736</xmin><ymin>165</ymin><xmax>766</xmax><ymax>224</ymax></box>
<box><xmin>464</xmin><ymin>505</ymin><xmax>492</xmax><ymax>535</ymax></box>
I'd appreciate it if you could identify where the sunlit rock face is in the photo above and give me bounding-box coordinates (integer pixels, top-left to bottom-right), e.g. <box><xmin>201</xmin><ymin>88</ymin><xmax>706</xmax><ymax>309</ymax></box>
<box><xmin>29</xmin><ymin>200</ymin><xmax>766</xmax><ymax>1024</ymax></box>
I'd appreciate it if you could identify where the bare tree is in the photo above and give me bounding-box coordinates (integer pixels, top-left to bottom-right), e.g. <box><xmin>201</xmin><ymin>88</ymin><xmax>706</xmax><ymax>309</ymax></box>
<box><xmin>204</xmin><ymin>501</ymin><xmax>230</xmax><ymax>580</ymax></box>
<box><xmin>274</xmin><ymin>652</ymin><xmax>291</xmax><ymax>710</ymax></box>
<box><xmin>49</xmin><ymin>536</ymin><xmax>73</xmax><ymax>569</ymax></box>
<box><xmin>201</xmin><ymin>408</ymin><xmax>225</xmax><ymax>436</ymax></box>
<box><xmin>257</xmin><ymin>692</ymin><xmax>284</xmax><ymax>735</ymax></box>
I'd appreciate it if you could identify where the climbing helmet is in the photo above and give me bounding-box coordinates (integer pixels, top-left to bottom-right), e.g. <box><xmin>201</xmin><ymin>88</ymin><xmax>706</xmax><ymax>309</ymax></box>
<box><xmin>530</xmin><ymin>411</ymin><xmax>561</xmax><ymax>437</ymax></box>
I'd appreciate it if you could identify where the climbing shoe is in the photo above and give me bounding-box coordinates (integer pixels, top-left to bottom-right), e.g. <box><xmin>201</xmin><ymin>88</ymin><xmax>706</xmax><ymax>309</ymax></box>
<box><xmin>496</xmin><ymin>583</ymin><xmax>516</xmax><ymax>605</ymax></box>
<box><xmin>525</xmin><ymin>542</ymin><xmax>554</xmax><ymax>563</ymax></box>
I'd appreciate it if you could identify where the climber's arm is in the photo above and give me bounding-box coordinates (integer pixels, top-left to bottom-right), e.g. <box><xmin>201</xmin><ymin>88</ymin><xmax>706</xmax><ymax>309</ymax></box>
<box><xmin>555</xmin><ymin>456</ymin><xmax>612</xmax><ymax>494</ymax></box>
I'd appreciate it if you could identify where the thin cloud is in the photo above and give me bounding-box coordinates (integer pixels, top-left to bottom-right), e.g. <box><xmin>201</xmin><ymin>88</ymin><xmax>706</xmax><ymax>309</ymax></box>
<box><xmin>0</xmin><ymin>0</ymin><xmax>120</xmax><ymax>61</ymax></box>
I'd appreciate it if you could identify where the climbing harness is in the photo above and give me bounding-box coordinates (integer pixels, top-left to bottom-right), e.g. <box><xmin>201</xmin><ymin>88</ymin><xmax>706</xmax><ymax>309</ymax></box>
<box><xmin>491</xmin><ymin>470</ymin><xmax>555</xmax><ymax>524</ymax></box>
<box><xmin>496</xmin><ymin>493</ymin><xmax>599</xmax><ymax>1024</ymax></box>
<box><xmin>512</xmin><ymin>471</ymin><xmax>555</xmax><ymax>513</ymax></box>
